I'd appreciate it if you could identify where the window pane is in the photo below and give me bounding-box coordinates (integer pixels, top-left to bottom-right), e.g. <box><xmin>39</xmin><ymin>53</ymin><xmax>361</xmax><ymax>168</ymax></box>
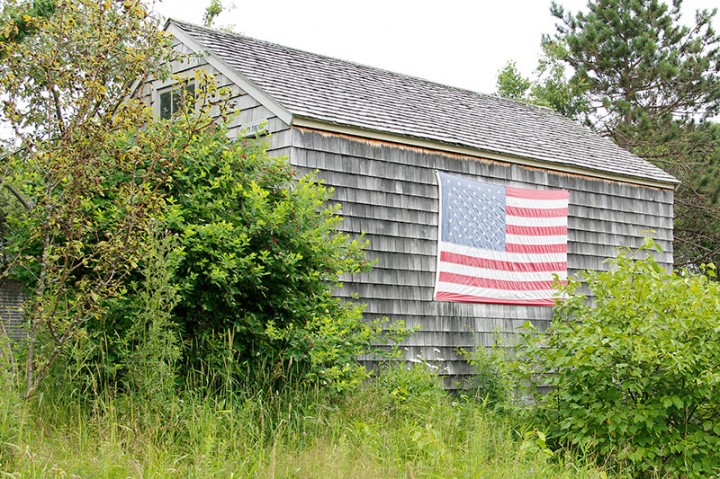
<box><xmin>171</xmin><ymin>89</ymin><xmax>182</xmax><ymax>116</ymax></box>
<box><xmin>160</xmin><ymin>91</ymin><xmax>172</xmax><ymax>120</ymax></box>
<box><xmin>186</xmin><ymin>84</ymin><xmax>195</xmax><ymax>109</ymax></box>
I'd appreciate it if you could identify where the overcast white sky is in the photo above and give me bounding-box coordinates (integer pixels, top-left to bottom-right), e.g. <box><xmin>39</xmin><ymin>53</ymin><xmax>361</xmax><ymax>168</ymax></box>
<box><xmin>0</xmin><ymin>0</ymin><xmax>716</xmax><ymax>141</ymax></box>
<box><xmin>152</xmin><ymin>0</ymin><xmax>718</xmax><ymax>94</ymax></box>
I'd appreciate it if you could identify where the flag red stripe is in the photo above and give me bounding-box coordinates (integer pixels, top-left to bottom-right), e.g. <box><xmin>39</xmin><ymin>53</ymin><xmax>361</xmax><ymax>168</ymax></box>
<box><xmin>439</xmin><ymin>272</ymin><xmax>567</xmax><ymax>291</ymax></box>
<box><xmin>505</xmin><ymin>243</ymin><xmax>568</xmax><ymax>254</ymax></box>
<box><xmin>440</xmin><ymin>252</ymin><xmax>566</xmax><ymax>273</ymax></box>
<box><xmin>506</xmin><ymin>224</ymin><xmax>568</xmax><ymax>236</ymax></box>
<box><xmin>506</xmin><ymin>187</ymin><xmax>569</xmax><ymax>200</ymax></box>
<box><xmin>435</xmin><ymin>291</ymin><xmax>557</xmax><ymax>306</ymax></box>
<box><xmin>506</xmin><ymin>206</ymin><xmax>569</xmax><ymax>218</ymax></box>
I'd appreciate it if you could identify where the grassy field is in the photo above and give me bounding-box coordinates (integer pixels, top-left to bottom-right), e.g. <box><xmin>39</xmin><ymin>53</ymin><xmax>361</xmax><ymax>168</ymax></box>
<box><xmin>0</xmin><ymin>364</ymin><xmax>606</xmax><ymax>479</ymax></box>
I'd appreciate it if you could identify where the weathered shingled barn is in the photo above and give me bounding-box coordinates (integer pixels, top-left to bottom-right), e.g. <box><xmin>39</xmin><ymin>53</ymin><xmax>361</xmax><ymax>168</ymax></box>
<box><xmin>1</xmin><ymin>20</ymin><xmax>677</xmax><ymax>386</ymax></box>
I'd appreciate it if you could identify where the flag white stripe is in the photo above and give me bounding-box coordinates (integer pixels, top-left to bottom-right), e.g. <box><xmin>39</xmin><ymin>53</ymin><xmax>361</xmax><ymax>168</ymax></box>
<box><xmin>440</xmin><ymin>241</ymin><xmax>567</xmax><ymax>263</ymax></box>
<box><xmin>506</xmin><ymin>234</ymin><xmax>568</xmax><ymax>245</ymax></box>
<box><xmin>506</xmin><ymin>197</ymin><xmax>570</xmax><ymax>209</ymax></box>
<box><xmin>506</xmin><ymin>215</ymin><xmax>569</xmax><ymax>227</ymax></box>
<box><xmin>435</xmin><ymin>281</ymin><xmax>561</xmax><ymax>301</ymax></box>
<box><xmin>438</xmin><ymin>261</ymin><xmax>567</xmax><ymax>282</ymax></box>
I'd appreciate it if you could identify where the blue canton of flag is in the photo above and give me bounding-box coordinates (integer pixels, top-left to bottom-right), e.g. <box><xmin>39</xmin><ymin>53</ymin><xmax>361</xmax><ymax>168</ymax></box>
<box><xmin>440</xmin><ymin>172</ymin><xmax>506</xmax><ymax>251</ymax></box>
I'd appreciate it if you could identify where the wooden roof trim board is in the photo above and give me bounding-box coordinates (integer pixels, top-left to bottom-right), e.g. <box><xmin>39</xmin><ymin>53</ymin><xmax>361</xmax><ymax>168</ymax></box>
<box><xmin>166</xmin><ymin>22</ymin><xmax>293</xmax><ymax>125</ymax></box>
<box><xmin>293</xmin><ymin>119</ymin><xmax>677</xmax><ymax>191</ymax></box>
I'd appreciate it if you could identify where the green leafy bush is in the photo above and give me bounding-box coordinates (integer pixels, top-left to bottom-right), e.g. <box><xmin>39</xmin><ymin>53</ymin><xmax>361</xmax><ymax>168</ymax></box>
<box><xmin>1</xmin><ymin>0</ymin><xmax>397</xmax><ymax>399</ymax></box>
<box><xmin>164</xmin><ymin>124</ymin><xmax>388</xmax><ymax>392</ymax></box>
<box><xmin>518</xmin><ymin>239</ymin><xmax>720</xmax><ymax>477</ymax></box>
<box><xmin>462</xmin><ymin>346</ymin><xmax>514</xmax><ymax>409</ymax></box>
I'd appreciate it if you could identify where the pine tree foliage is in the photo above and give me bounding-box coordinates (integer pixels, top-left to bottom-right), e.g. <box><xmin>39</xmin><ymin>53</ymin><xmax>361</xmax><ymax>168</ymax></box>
<box><xmin>551</xmin><ymin>0</ymin><xmax>719</xmax><ymax>137</ymax></box>
<box><xmin>544</xmin><ymin>0</ymin><xmax>720</xmax><ymax>267</ymax></box>
<box><xmin>495</xmin><ymin>41</ymin><xmax>589</xmax><ymax>119</ymax></box>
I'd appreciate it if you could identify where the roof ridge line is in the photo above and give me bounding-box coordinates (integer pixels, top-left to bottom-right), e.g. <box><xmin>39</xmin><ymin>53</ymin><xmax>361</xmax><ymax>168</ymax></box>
<box><xmin>168</xmin><ymin>19</ymin><xmax>537</xmax><ymax>102</ymax></box>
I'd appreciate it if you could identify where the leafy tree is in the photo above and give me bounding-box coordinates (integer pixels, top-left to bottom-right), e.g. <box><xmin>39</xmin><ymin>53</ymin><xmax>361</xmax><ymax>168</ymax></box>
<box><xmin>203</xmin><ymin>0</ymin><xmax>223</xmax><ymax>27</ymax></box>
<box><xmin>0</xmin><ymin>0</ymin><xmax>202</xmax><ymax>398</ymax></box>
<box><xmin>0</xmin><ymin>0</ymin><xmax>55</xmax><ymax>48</ymax></box>
<box><xmin>1</xmin><ymin>0</ymin><xmax>393</xmax><ymax>396</ymax></box>
<box><xmin>495</xmin><ymin>61</ymin><xmax>532</xmax><ymax>101</ymax></box>
<box><xmin>0</xmin><ymin>0</ymin><xmax>55</xmax><ymax>256</ymax></box>
<box><xmin>546</xmin><ymin>0</ymin><xmax>720</xmax><ymax>267</ymax></box>
<box><xmin>0</xmin><ymin>185</ymin><xmax>25</xmax><ymax>270</ymax></box>
<box><xmin>518</xmin><ymin>238</ymin><xmax>720</xmax><ymax>477</ymax></box>
<box><xmin>495</xmin><ymin>41</ymin><xmax>589</xmax><ymax>119</ymax></box>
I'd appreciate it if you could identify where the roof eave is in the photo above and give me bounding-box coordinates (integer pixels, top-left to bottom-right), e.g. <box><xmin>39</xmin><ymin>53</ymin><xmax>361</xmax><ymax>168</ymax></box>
<box><xmin>291</xmin><ymin>116</ymin><xmax>679</xmax><ymax>190</ymax></box>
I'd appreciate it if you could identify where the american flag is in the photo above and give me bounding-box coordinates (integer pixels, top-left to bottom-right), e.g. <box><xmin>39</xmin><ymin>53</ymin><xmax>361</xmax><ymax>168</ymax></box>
<box><xmin>434</xmin><ymin>171</ymin><xmax>569</xmax><ymax>306</ymax></box>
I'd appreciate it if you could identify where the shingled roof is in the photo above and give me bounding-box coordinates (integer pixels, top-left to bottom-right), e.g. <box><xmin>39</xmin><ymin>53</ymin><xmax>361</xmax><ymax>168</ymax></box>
<box><xmin>169</xmin><ymin>20</ymin><xmax>677</xmax><ymax>186</ymax></box>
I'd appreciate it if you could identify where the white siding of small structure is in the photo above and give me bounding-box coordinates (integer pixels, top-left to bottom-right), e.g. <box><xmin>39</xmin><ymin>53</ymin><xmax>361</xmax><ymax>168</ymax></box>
<box><xmin>290</xmin><ymin>128</ymin><xmax>674</xmax><ymax>387</ymax></box>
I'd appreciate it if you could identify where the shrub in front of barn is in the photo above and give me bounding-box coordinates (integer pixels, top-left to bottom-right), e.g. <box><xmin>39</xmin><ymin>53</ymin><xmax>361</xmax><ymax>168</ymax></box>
<box><xmin>162</xmin><ymin>123</ymin><xmax>403</xmax><ymax>393</ymax></box>
<box><xmin>516</xmin><ymin>239</ymin><xmax>720</xmax><ymax>477</ymax></box>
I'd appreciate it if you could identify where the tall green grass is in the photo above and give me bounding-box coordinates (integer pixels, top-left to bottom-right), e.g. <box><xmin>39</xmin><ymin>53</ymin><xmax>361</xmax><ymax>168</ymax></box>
<box><xmin>0</xmin><ymin>360</ymin><xmax>606</xmax><ymax>479</ymax></box>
